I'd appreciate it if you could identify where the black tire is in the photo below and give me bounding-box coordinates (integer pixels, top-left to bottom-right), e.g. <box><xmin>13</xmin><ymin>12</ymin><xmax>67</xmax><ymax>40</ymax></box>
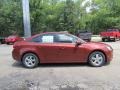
<box><xmin>107</xmin><ymin>38</ymin><xmax>111</xmax><ymax>42</ymax></box>
<box><xmin>1</xmin><ymin>40</ymin><xmax>4</xmax><ymax>44</ymax></box>
<box><xmin>1</xmin><ymin>41</ymin><xmax>4</xmax><ymax>44</ymax></box>
<box><xmin>102</xmin><ymin>38</ymin><xmax>105</xmax><ymax>42</ymax></box>
<box><xmin>88</xmin><ymin>51</ymin><xmax>106</xmax><ymax>67</ymax></box>
<box><xmin>113</xmin><ymin>38</ymin><xmax>116</xmax><ymax>42</ymax></box>
<box><xmin>87</xmin><ymin>39</ymin><xmax>91</xmax><ymax>42</ymax></box>
<box><xmin>7</xmin><ymin>42</ymin><xmax>9</xmax><ymax>45</ymax></box>
<box><xmin>22</xmin><ymin>53</ymin><xmax>39</xmax><ymax>68</ymax></box>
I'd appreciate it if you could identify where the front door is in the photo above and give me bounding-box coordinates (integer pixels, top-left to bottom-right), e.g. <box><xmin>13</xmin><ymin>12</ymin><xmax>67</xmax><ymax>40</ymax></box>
<box><xmin>56</xmin><ymin>43</ymin><xmax>85</xmax><ymax>63</ymax></box>
<box><xmin>54</xmin><ymin>33</ymin><xmax>85</xmax><ymax>63</ymax></box>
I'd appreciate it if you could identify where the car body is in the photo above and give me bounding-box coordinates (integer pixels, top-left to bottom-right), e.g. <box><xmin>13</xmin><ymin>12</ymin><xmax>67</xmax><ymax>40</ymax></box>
<box><xmin>5</xmin><ymin>35</ymin><xmax>23</xmax><ymax>44</ymax></box>
<box><xmin>12</xmin><ymin>32</ymin><xmax>113</xmax><ymax>68</ymax></box>
<box><xmin>76</xmin><ymin>30</ymin><xmax>92</xmax><ymax>42</ymax></box>
<box><xmin>100</xmin><ymin>29</ymin><xmax>120</xmax><ymax>42</ymax></box>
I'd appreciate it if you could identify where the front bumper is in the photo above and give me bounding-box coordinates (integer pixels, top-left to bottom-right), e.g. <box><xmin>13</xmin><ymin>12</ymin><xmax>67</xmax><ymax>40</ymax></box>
<box><xmin>106</xmin><ymin>50</ymin><xmax>113</xmax><ymax>62</ymax></box>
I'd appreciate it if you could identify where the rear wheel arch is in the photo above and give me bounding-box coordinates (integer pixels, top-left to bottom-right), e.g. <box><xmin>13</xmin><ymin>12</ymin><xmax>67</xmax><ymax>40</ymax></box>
<box><xmin>21</xmin><ymin>51</ymin><xmax>40</xmax><ymax>63</ymax></box>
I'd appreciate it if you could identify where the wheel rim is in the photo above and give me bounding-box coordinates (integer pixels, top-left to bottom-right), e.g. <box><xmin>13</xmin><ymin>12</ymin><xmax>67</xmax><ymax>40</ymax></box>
<box><xmin>90</xmin><ymin>53</ymin><xmax>104</xmax><ymax>66</ymax></box>
<box><xmin>24</xmin><ymin>55</ymin><xmax>36</xmax><ymax>67</ymax></box>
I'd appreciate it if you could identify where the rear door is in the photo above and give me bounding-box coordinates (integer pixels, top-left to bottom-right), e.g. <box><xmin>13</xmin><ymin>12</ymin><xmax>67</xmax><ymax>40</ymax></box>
<box><xmin>32</xmin><ymin>33</ymin><xmax>60</xmax><ymax>63</ymax></box>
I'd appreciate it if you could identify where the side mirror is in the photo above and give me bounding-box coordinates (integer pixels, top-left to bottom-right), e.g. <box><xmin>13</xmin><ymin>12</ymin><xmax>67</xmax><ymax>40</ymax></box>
<box><xmin>75</xmin><ymin>40</ymin><xmax>82</xmax><ymax>47</ymax></box>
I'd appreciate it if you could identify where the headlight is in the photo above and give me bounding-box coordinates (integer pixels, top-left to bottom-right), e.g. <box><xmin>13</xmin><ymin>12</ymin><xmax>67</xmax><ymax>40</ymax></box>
<box><xmin>106</xmin><ymin>46</ymin><xmax>113</xmax><ymax>51</ymax></box>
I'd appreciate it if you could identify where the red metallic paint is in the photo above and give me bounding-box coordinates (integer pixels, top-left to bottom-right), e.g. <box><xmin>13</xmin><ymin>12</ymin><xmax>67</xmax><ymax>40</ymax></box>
<box><xmin>12</xmin><ymin>32</ymin><xmax>113</xmax><ymax>64</ymax></box>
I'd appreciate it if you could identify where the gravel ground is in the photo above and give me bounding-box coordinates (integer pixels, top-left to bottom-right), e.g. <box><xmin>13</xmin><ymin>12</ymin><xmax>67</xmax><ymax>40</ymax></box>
<box><xmin>0</xmin><ymin>38</ymin><xmax>120</xmax><ymax>90</ymax></box>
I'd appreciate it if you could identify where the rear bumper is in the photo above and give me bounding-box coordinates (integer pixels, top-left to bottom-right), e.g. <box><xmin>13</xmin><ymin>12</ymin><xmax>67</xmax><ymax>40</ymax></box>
<box><xmin>12</xmin><ymin>48</ymin><xmax>21</xmax><ymax>61</ymax></box>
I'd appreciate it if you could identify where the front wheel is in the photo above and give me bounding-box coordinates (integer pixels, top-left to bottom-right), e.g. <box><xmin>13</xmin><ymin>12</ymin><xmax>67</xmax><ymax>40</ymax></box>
<box><xmin>22</xmin><ymin>53</ymin><xmax>39</xmax><ymax>68</ymax></box>
<box><xmin>88</xmin><ymin>51</ymin><xmax>106</xmax><ymax>67</ymax></box>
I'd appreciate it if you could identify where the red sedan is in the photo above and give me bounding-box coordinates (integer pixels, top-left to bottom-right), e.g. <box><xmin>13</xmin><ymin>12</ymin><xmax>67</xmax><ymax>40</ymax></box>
<box><xmin>5</xmin><ymin>35</ymin><xmax>23</xmax><ymax>44</ymax></box>
<box><xmin>12</xmin><ymin>32</ymin><xmax>113</xmax><ymax>68</ymax></box>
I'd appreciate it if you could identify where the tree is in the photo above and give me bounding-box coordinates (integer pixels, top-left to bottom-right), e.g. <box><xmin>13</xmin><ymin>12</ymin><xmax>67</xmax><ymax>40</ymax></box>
<box><xmin>0</xmin><ymin>0</ymin><xmax>23</xmax><ymax>36</ymax></box>
<box><xmin>1</xmin><ymin>0</ymin><xmax>120</xmax><ymax>36</ymax></box>
<box><xmin>85</xmin><ymin>0</ymin><xmax>120</xmax><ymax>34</ymax></box>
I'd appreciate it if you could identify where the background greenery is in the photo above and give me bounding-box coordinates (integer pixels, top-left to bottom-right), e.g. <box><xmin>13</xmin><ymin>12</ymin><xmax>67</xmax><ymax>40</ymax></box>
<box><xmin>0</xmin><ymin>0</ymin><xmax>120</xmax><ymax>36</ymax></box>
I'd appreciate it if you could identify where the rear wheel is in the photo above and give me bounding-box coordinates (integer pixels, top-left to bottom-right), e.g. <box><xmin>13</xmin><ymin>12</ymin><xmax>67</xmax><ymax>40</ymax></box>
<box><xmin>88</xmin><ymin>51</ymin><xmax>106</xmax><ymax>67</ymax></box>
<box><xmin>22</xmin><ymin>53</ymin><xmax>39</xmax><ymax>68</ymax></box>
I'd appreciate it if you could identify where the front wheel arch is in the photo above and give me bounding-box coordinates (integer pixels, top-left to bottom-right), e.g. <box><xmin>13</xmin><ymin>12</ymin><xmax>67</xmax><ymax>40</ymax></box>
<box><xmin>87</xmin><ymin>50</ymin><xmax>107</xmax><ymax>63</ymax></box>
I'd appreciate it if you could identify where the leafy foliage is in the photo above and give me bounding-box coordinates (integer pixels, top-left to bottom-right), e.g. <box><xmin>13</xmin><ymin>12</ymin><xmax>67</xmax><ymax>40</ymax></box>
<box><xmin>0</xmin><ymin>0</ymin><xmax>23</xmax><ymax>36</ymax></box>
<box><xmin>0</xmin><ymin>0</ymin><xmax>120</xmax><ymax>36</ymax></box>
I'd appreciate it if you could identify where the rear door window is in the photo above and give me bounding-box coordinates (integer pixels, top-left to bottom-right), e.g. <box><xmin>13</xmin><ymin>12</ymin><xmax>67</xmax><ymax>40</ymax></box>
<box><xmin>42</xmin><ymin>36</ymin><xmax>54</xmax><ymax>43</ymax></box>
<box><xmin>32</xmin><ymin>34</ymin><xmax>55</xmax><ymax>43</ymax></box>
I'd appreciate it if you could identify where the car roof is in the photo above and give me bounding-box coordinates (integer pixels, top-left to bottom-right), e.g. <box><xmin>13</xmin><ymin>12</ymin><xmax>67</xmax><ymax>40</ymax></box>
<box><xmin>26</xmin><ymin>32</ymin><xmax>69</xmax><ymax>40</ymax></box>
<box><xmin>35</xmin><ymin>32</ymin><xmax>68</xmax><ymax>36</ymax></box>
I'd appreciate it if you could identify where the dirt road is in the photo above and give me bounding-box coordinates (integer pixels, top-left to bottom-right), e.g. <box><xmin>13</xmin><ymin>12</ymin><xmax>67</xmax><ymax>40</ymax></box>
<box><xmin>0</xmin><ymin>41</ymin><xmax>120</xmax><ymax>90</ymax></box>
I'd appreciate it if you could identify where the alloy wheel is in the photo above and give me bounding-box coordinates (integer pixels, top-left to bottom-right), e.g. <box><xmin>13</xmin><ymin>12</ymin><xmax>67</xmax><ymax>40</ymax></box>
<box><xmin>22</xmin><ymin>53</ymin><xmax>39</xmax><ymax>68</ymax></box>
<box><xmin>89</xmin><ymin>51</ymin><xmax>105</xmax><ymax>67</ymax></box>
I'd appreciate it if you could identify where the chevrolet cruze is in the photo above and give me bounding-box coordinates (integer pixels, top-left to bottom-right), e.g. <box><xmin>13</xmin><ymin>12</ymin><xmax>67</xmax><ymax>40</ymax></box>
<box><xmin>12</xmin><ymin>32</ymin><xmax>113</xmax><ymax>68</ymax></box>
